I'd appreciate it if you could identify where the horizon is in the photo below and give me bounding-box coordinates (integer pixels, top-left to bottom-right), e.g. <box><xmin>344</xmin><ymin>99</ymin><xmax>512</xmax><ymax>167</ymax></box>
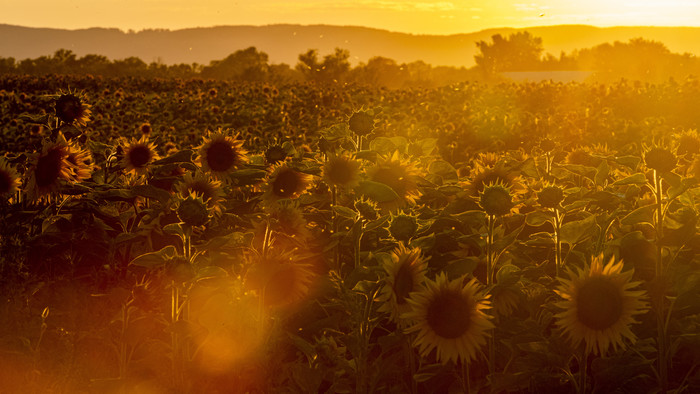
<box><xmin>3</xmin><ymin>0</ymin><xmax>700</xmax><ymax>36</ymax></box>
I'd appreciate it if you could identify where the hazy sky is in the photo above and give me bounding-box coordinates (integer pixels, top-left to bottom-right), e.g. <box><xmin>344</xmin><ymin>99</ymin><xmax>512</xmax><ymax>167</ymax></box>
<box><xmin>3</xmin><ymin>0</ymin><xmax>700</xmax><ymax>34</ymax></box>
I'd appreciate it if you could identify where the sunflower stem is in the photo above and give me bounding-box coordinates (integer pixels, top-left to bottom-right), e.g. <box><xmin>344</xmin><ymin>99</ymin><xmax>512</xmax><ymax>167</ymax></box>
<box><xmin>460</xmin><ymin>360</ymin><xmax>471</xmax><ymax>394</ymax></box>
<box><xmin>486</xmin><ymin>213</ymin><xmax>496</xmax><ymax>391</ymax></box>
<box><xmin>579</xmin><ymin>347</ymin><xmax>589</xmax><ymax>394</ymax></box>
<box><xmin>653</xmin><ymin>169</ymin><xmax>668</xmax><ymax>394</ymax></box>
<box><xmin>554</xmin><ymin>207</ymin><xmax>563</xmax><ymax>277</ymax></box>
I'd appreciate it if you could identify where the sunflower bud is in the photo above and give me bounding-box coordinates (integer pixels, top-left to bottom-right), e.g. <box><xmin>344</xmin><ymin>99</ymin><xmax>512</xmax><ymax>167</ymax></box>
<box><xmin>479</xmin><ymin>183</ymin><xmax>513</xmax><ymax>216</ymax></box>
<box><xmin>537</xmin><ymin>185</ymin><xmax>565</xmax><ymax>209</ymax></box>
<box><xmin>389</xmin><ymin>213</ymin><xmax>418</xmax><ymax>242</ymax></box>
<box><xmin>177</xmin><ymin>195</ymin><xmax>209</xmax><ymax>227</ymax></box>
<box><xmin>644</xmin><ymin>147</ymin><xmax>677</xmax><ymax>173</ymax></box>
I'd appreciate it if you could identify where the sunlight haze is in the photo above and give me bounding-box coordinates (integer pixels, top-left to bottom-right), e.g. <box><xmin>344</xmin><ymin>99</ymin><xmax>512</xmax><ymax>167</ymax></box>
<box><xmin>3</xmin><ymin>0</ymin><xmax>700</xmax><ymax>34</ymax></box>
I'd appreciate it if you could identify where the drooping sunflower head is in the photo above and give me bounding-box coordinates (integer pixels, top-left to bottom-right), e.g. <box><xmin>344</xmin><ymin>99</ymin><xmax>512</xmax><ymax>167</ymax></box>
<box><xmin>267</xmin><ymin>200</ymin><xmax>312</xmax><ymax>239</ymax></box>
<box><xmin>555</xmin><ymin>255</ymin><xmax>649</xmax><ymax>356</ymax></box>
<box><xmin>388</xmin><ymin>212</ymin><xmax>418</xmax><ymax>243</ymax></box>
<box><xmin>463</xmin><ymin>156</ymin><xmax>523</xmax><ymax>198</ymax></box>
<box><xmin>26</xmin><ymin>136</ymin><xmax>74</xmax><ymax>200</ymax></box>
<box><xmin>121</xmin><ymin>136</ymin><xmax>159</xmax><ymax>176</ymax></box>
<box><xmin>176</xmin><ymin>194</ymin><xmax>210</xmax><ymax>227</ymax></box>
<box><xmin>366</xmin><ymin>151</ymin><xmax>421</xmax><ymax>209</ymax></box>
<box><xmin>644</xmin><ymin>144</ymin><xmax>677</xmax><ymax>173</ymax></box>
<box><xmin>263</xmin><ymin>144</ymin><xmax>289</xmax><ymax>165</ymax></box>
<box><xmin>403</xmin><ymin>273</ymin><xmax>494</xmax><ymax>365</ymax></box>
<box><xmin>348</xmin><ymin>109</ymin><xmax>375</xmax><ymax>137</ymax></box>
<box><xmin>354</xmin><ymin>197</ymin><xmax>379</xmax><ymax>221</ymax></box>
<box><xmin>537</xmin><ymin>183</ymin><xmax>566</xmax><ymax>209</ymax></box>
<box><xmin>479</xmin><ymin>182</ymin><xmax>514</xmax><ymax>216</ymax></box>
<box><xmin>262</xmin><ymin>163</ymin><xmax>312</xmax><ymax>205</ymax></box>
<box><xmin>377</xmin><ymin>244</ymin><xmax>428</xmax><ymax>325</ymax></box>
<box><xmin>323</xmin><ymin>154</ymin><xmax>361</xmax><ymax>189</ymax></box>
<box><xmin>177</xmin><ymin>171</ymin><xmax>223</xmax><ymax>212</ymax></box>
<box><xmin>675</xmin><ymin>129</ymin><xmax>700</xmax><ymax>158</ymax></box>
<box><xmin>54</xmin><ymin>91</ymin><xmax>91</xmax><ymax>127</ymax></box>
<box><xmin>0</xmin><ymin>157</ymin><xmax>21</xmax><ymax>198</ymax></box>
<box><xmin>197</xmin><ymin>129</ymin><xmax>248</xmax><ymax>178</ymax></box>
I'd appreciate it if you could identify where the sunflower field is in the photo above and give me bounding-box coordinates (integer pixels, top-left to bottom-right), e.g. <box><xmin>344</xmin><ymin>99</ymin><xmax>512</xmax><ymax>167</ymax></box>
<box><xmin>1</xmin><ymin>74</ymin><xmax>700</xmax><ymax>393</ymax></box>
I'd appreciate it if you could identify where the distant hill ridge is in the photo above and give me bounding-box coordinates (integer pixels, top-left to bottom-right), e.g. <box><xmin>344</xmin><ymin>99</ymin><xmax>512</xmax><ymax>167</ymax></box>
<box><xmin>3</xmin><ymin>24</ymin><xmax>700</xmax><ymax>68</ymax></box>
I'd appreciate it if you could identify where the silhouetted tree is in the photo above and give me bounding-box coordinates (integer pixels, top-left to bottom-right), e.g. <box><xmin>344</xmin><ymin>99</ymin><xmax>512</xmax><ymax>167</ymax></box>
<box><xmin>475</xmin><ymin>32</ymin><xmax>544</xmax><ymax>74</ymax></box>
<box><xmin>201</xmin><ymin>47</ymin><xmax>270</xmax><ymax>81</ymax></box>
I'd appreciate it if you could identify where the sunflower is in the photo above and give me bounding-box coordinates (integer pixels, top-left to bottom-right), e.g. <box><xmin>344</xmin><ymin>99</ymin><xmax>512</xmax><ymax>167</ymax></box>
<box><xmin>121</xmin><ymin>136</ymin><xmax>159</xmax><ymax>176</ymax></box>
<box><xmin>323</xmin><ymin>154</ymin><xmax>361</xmax><ymax>189</ymax></box>
<box><xmin>261</xmin><ymin>163</ymin><xmax>311</xmax><ymax>205</ymax></box>
<box><xmin>54</xmin><ymin>92</ymin><xmax>91</xmax><ymax>127</ymax></box>
<box><xmin>463</xmin><ymin>155</ymin><xmax>523</xmax><ymax>198</ymax></box>
<box><xmin>0</xmin><ymin>157</ymin><xmax>20</xmax><ymax>198</ymax></box>
<box><xmin>197</xmin><ymin>129</ymin><xmax>248</xmax><ymax>178</ymax></box>
<box><xmin>65</xmin><ymin>141</ymin><xmax>94</xmax><ymax>182</ymax></box>
<box><xmin>644</xmin><ymin>145</ymin><xmax>677</xmax><ymax>173</ymax></box>
<box><xmin>267</xmin><ymin>200</ymin><xmax>311</xmax><ymax>239</ymax></box>
<box><xmin>479</xmin><ymin>182</ymin><xmax>514</xmax><ymax>216</ymax></box>
<box><xmin>377</xmin><ymin>244</ymin><xmax>428</xmax><ymax>325</ymax></box>
<box><xmin>403</xmin><ymin>273</ymin><xmax>494</xmax><ymax>365</ymax></box>
<box><xmin>177</xmin><ymin>171</ymin><xmax>223</xmax><ymax>212</ymax></box>
<box><xmin>366</xmin><ymin>151</ymin><xmax>421</xmax><ymax>209</ymax></box>
<box><xmin>554</xmin><ymin>255</ymin><xmax>649</xmax><ymax>355</ymax></box>
<box><xmin>245</xmin><ymin>248</ymin><xmax>316</xmax><ymax>308</ymax></box>
<box><xmin>25</xmin><ymin>136</ymin><xmax>75</xmax><ymax>200</ymax></box>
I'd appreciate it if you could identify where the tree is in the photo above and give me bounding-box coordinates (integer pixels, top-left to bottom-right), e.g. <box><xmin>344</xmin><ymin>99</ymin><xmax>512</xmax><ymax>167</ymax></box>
<box><xmin>296</xmin><ymin>48</ymin><xmax>351</xmax><ymax>83</ymax></box>
<box><xmin>474</xmin><ymin>32</ymin><xmax>544</xmax><ymax>74</ymax></box>
<box><xmin>200</xmin><ymin>47</ymin><xmax>270</xmax><ymax>81</ymax></box>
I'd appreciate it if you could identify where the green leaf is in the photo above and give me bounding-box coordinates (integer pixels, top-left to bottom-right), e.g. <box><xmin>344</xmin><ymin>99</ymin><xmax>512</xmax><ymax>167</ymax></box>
<box><xmin>333</xmin><ymin>205</ymin><xmax>358</xmax><ymax>220</ymax></box>
<box><xmin>194</xmin><ymin>266</ymin><xmax>229</xmax><ymax>281</ymax></box>
<box><xmin>428</xmin><ymin>160</ymin><xmax>458</xmax><ymax>180</ymax></box>
<box><xmin>228</xmin><ymin>168</ymin><xmax>268</xmax><ymax>186</ymax></box>
<box><xmin>131</xmin><ymin>184</ymin><xmax>172</xmax><ymax>205</ymax></box>
<box><xmin>525</xmin><ymin>210</ymin><xmax>554</xmax><ymax>227</ymax></box>
<box><xmin>444</xmin><ymin>258</ymin><xmax>478</xmax><ymax>279</ymax></box>
<box><xmin>163</xmin><ymin>223</ymin><xmax>184</xmax><ymax>237</ymax></box>
<box><xmin>152</xmin><ymin>149</ymin><xmax>193</xmax><ymax>165</ymax></box>
<box><xmin>559</xmin><ymin>214</ymin><xmax>597</xmax><ymax>245</ymax></box>
<box><xmin>496</xmin><ymin>264</ymin><xmax>521</xmax><ymax>286</ymax></box>
<box><xmin>354</xmin><ymin>180</ymin><xmax>400</xmax><ymax>203</ymax></box>
<box><xmin>613</xmin><ymin>173</ymin><xmax>647</xmax><ymax>186</ymax></box>
<box><xmin>595</xmin><ymin>160</ymin><xmax>609</xmax><ymax>186</ymax></box>
<box><xmin>369</xmin><ymin>137</ymin><xmax>398</xmax><ymax>154</ymax></box>
<box><xmin>130</xmin><ymin>245</ymin><xmax>178</xmax><ymax>269</ymax></box>
<box><xmin>614</xmin><ymin>155</ymin><xmax>641</xmax><ymax>170</ymax></box>
<box><xmin>620</xmin><ymin>204</ymin><xmax>656</xmax><ymax>226</ymax></box>
<box><xmin>410</xmin><ymin>138</ymin><xmax>437</xmax><ymax>156</ymax></box>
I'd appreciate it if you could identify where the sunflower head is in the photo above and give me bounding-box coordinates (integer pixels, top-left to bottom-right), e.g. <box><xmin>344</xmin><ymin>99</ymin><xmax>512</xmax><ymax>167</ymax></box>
<box><xmin>323</xmin><ymin>154</ymin><xmax>361</xmax><ymax>189</ymax></box>
<box><xmin>121</xmin><ymin>136</ymin><xmax>159</xmax><ymax>176</ymax></box>
<box><xmin>539</xmin><ymin>137</ymin><xmax>556</xmax><ymax>153</ymax></box>
<box><xmin>177</xmin><ymin>171</ymin><xmax>223</xmax><ymax>208</ymax></box>
<box><xmin>54</xmin><ymin>92</ymin><xmax>91</xmax><ymax>126</ymax></box>
<box><xmin>479</xmin><ymin>182</ymin><xmax>513</xmax><ymax>216</ymax></box>
<box><xmin>676</xmin><ymin>129</ymin><xmax>700</xmax><ymax>158</ymax></box>
<box><xmin>377</xmin><ymin>244</ymin><xmax>428</xmax><ymax>325</ymax></box>
<box><xmin>644</xmin><ymin>145</ymin><xmax>677</xmax><ymax>173</ymax></box>
<box><xmin>263</xmin><ymin>144</ymin><xmax>289</xmax><ymax>165</ymax></box>
<box><xmin>197</xmin><ymin>129</ymin><xmax>248</xmax><ymax>178</ymax></box>
<box><xmin>348</xmin><ymin>110</ymin><xmax>375</xmax><ymax>136</ymax></box>
<box><xmin>262</xmin><ymin>163</ymin><xmax>312</xmax><ymax>205</ymax></box>
<box><xmin>65</xmin><ymin>141</ymin><xmax>94</xmax><ymax>182</ymax></box>
<box><xmin>139</xmin><ymin>122</ymin><xmax>152</xmax><ymax>136</ymax></box>
<box><xmin>555</xmin><ymin>255</ymin><xmax>649</xmax><ymax>355</ymax></box>
<box><xmin>355</xmin><ymin>197</ymin><xmax>379</xmax><ymax>221</ymax></box>
<box><xmin>537</xmin><ymin>184</ymin><xmax>565</xmax><ymax>209</ymax></box>
<box><xmin>389</xmin><ymin>212</ymin><xmax>418</xmax><ymax>243</ymax></box>
<box><xmin>267</xmin><ymin>200</ymin><xmax>311</xmax><ymax>239</ymax></box>
<box><xmin>245</xmin><ymin>248</ymin><xmax>316</xmax><ymax>308</ymax></box>
<box><xmin>177</xmin><ymin>194</ymin><xmax>210</xmax><ymax>227</ymax></box>
<box><xmin>0</xmin><ymin>157</ymin><xmax>21</xmax><ymax>198</ymax></box>
<box><xmin>403</xmin><ymin>273</ymin><xmax>494</xmax><ymax>365</ymax></box>
<box><xmin>366</xmin><ymin>151</ymin><xmax>421</xmax><ymax>209</ymax></box>
<box><xmin>26</xmin><ymin>136</ymin><xmax>74</xmax><ymax>200</ymax></box>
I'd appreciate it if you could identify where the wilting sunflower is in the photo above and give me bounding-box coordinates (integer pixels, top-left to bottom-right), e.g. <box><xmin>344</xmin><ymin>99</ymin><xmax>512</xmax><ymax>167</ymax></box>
<box><xmin>245</xmin><ymin>248</ymin><xmax>316</xmax><ymax>308</ymax></box>
<box><xmin>197</xmin><ymin>129</ymin><xmax>248</xmax><ymax>178</ymax></box>
<box><xmin>54</xmin><ymin>91</ymin><xmax>91</xmax><ymax>127</ymax></box>
<box><xmin>322</xmin><ymin>154</ymin><xmax>361</xmax><ymax>189</ymax></box>
<box><xmin>0</xmin><ymin>157</ymin><xmax>20</xmax><ymax>198</ymax></box>
<box><xmin>65</xmin><ymin>141</ymin><xmax>94</xmax><ymax>182</ymax></box>
<box><xmin>554</xmin><ymin>255</ymin><xmax>649</xmax><ymax>356</ymax></box>
<box><xmin>644</xmin><ymin>145</ymin><xmax>677</xmax><ymax>174</ymax></box>
<box><xmin>403</xmin><ymin>273</ymin><xmax>494</xmax><ymax>365</ymax></box>
<box><xmin>25</xmin><ymin>137</ymin><xmax>75</xmax><ymax>200</ymax></box>
<box><xmin>479</xmin><ymin>182</ymin><xmax>514</xmax><ymax>216</ymax></box>
<box><xmin>261</xmin><ymin>163</ymin><xmax>311</xmax><ymax>205</ymax></box>
<box><xmin>177</xmin><ymin>171</ymin><xmax>223</xmax><ymax>212</ymax></box>
<box><xmin>121</xmin><ymin>136</ymin><xmax>159</xmax><ymax>176</ymax></box>
<box><xmin>377</xmin><ymin>244</ymin><xmax>428</xmax><ymax>325</ymax></box>
<box><xmin>366</xmin><ymin>151</ymin><xmax>421</xmax><ymax>209</ymax></box>
<box><xmin>463</xmin><ymin>155</ymin><xmax>524</xmax><ymax>198</ymax></box>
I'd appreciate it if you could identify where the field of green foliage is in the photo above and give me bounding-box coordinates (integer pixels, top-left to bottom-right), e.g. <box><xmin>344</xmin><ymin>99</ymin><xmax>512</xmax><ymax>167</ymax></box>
<box><xmin>1</xmin><ymin>74</ymin><xmax>699</xmax><ymax>393</ymax></box>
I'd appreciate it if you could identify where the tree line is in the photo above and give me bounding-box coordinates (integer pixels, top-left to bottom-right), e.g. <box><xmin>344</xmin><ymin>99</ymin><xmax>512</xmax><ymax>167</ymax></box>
<box><xmin>1</xmin><ymin>32</ymin><xmax>699</xmax><ymax>86</ymax></box>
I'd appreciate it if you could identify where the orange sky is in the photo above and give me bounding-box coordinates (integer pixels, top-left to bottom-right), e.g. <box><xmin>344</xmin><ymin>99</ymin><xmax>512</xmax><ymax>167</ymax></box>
<box><xmin>3</xmin><ymin>1</ymin><xmax>700</xmax><ymax>34</ymax></box>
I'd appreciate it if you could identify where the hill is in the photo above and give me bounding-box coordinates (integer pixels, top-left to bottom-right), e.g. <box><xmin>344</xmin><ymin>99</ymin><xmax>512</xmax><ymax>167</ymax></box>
<box><xmin>3</xmin><ymin>24</ymin><xmax>700</xmax><ymax>67</ymax></box>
